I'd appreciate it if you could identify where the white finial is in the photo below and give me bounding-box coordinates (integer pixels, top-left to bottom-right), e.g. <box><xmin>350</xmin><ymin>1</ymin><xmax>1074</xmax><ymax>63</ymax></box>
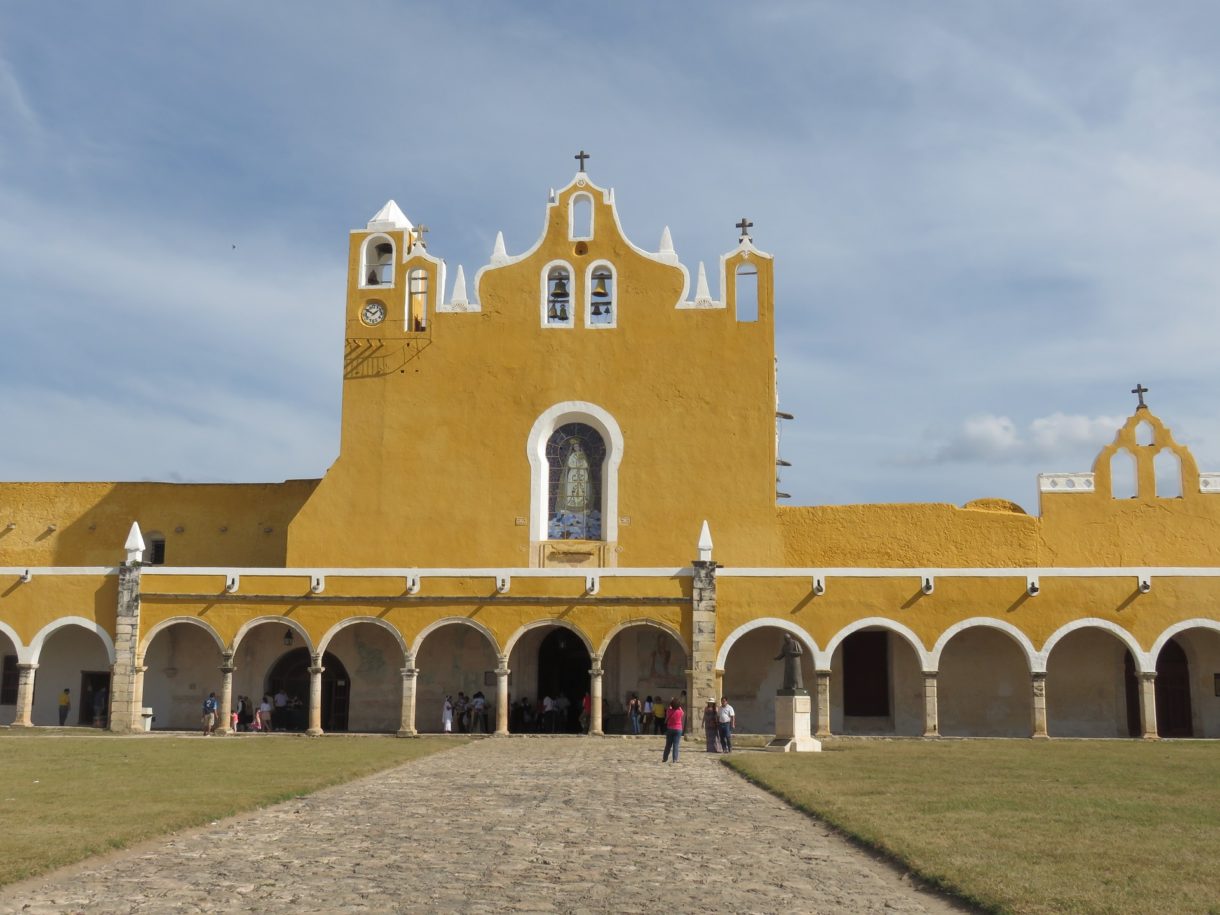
<box><xmin>450</xmin><ymin>265</ymin><xmax>468</xmax><ymax>306</ymax></box>
<box><xmin>694</xmin><ymin>261</ymin><xmax>714</xmax><ymax>306</ymax></box>
<box><xmin>367</xmin><ymin>200</ymin><xmax>412</xmax><ymax>231</ymax></box>
<box><xmin>124</xmin><ymin>522</ymin><xmax>145</xmax><ymax>566</ymax></box>
<box><xmin>659</xmin><ymin>226</ymin><xmax>674</xmax><ymax>254</ymax></box>
<box><xmin>607</xmin><ymin>188</ymin><xmax>615</xmax><ymax>203</ymax></box>
<box><xmin>491</xmin><ymin>231</ymin><xmax>508</xmax><ymax>265</ymax></box>
<box><xmin>548</xmin><ymin>188</ymin><xmax>556</xmax><ymax>204</ymax></box>
<box><xmin>698</xmin><ymin>520</ymin><xmax>713</xmax><ymax>562</ymax></box>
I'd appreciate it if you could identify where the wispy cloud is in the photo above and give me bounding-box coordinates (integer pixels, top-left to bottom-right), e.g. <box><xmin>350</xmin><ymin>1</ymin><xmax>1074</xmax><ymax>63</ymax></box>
<box><xmin>908</xmin><ymin>413</ymin><xmax>1127</xmax><ymax>467</ymax></box>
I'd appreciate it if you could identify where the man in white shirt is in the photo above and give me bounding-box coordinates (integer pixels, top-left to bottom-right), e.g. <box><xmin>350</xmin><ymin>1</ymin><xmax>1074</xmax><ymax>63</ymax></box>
<box><xmin>717</xmin><ymin>697</ymin><xmax>736</xmax><ymax>753</ymax></box>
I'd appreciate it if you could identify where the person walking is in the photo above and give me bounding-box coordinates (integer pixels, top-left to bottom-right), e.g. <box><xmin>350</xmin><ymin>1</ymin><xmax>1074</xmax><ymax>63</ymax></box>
<box><xmin>661</xmin><ymin>698</ymin><xmax>684</xmax><ymax>763</ymax></box>
<box><xmin>653</xmin><ymin>696</ymin><xmax>666</xmax><ymax>736</ymax></box>
<box><xmin>57</xmin><ymin>688</ymin><xmax>71</xmax><ymax>726</ymax></box>
<box><xmin>627</xmin><ymin>694</ymin><xmax>641</xmax><ymax>735</ymax></box>
<box><xmin>717</xmin><ymin>697</ymin><xmax>736</xmax><ymax>754</ymax></box>
<box><xmin>702</xmin><ymin>699</ymin><xmax>721</xmax><ymax>752</ymax></box>
<box><xmin>641</xmin><ymin>696</ymin><xmax>653</xmax><ymax>735</ymax></box>
<box><xmin>442</xmin><ymin>695</ymin><xmax>454</xmax><ymax>733</ymax></box>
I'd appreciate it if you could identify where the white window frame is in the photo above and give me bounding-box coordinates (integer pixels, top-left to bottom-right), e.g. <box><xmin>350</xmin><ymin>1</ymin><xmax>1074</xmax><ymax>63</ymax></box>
<box><xmin>527</xmin><ymin>402</ymin><xmax>624</xmax><ymax>543</ymax></box>
<box><xmin>360</xmin><ymin>234</ymin><xmax>396</xmax><ymax>289</ymax></box>
<box><xmin>540</xmin><ymin>260</ymin><xmax>575</xmax><ymax>328</ymax></box>
<box><xmin>584</xmin><ymin>261</ymin><xmax>618</xmax><ymax>329</ymax></box>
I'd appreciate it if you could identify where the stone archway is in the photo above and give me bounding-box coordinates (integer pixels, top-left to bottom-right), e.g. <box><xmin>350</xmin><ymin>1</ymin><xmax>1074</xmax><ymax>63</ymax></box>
<box><xmin>31</xmin><ymin>624</ymin><xmax>113</xmax><ymax>727</ymax></box>
<box><xmin>267</xmin><ymin>648</ymin><xmax>349</xmax><ymax>732</ymax></box>
<box><xmin>829</xmin><ymin>627</ymin><xmax>924</xmax><ymax>736</ymax></box>
<box><xmin>141</xmin><ymin>621</ymin><xmax>225</xmax><ymax>730</ymax></box>
<box><xmin>415</xmin><ymin>622</ymin><xmax>499</xmax><ymax>734</ymax></box>
<box><xmin>0</xmin><ymin>628</ymin><xmax>20</xmax><ymax>726</ymax></box>
<box><xmin>506</xmin><ymin>623</ymin><xmax>594</xmax><ymax>734</ymax></box>
<box><xmin>938</xmin><ymin>627</ymin><xmax>1033</xmax><ymax>737</ymax></box>
<box><xmin>318</xmin><ymin>621</ymin><xmax>405</xmax><ymax>733</ymax></box>
<box><xmin>722</xmin><ymin>626</ymin><xmax>815</xmax><ymax>735</ymax></box>
<box><xmin>1046</xmin><ymin>628</ymin><xmax>1132</xmax><ymax>738</ymax></box>
<box><xmin>599</xmin><ymin>622</ymin><xmax>687</xmax><ymax>734</ymax></box>
<box><xmin>1152</xmin><ymin>626</ymin><xmax>1220</xmax><ymax>737</ymax></box>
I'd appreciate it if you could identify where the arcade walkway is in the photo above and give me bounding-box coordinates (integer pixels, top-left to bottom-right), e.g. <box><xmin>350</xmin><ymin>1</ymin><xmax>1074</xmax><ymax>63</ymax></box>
<box><xmin>0</xmin><ymin>739</ymin><xmax>969</xmax><ymax>914</ymax></box>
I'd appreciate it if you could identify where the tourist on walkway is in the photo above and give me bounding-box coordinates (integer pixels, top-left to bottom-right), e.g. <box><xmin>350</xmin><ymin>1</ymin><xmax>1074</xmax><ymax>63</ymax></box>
<box><xmin>718</xmin><ymin>697</ymin><xmax>736</xmax><ymax>754</ymax></box>
<box><xmin>702</xmin><ymin>699</ymin><xmax>721</xmax><ymax>752</ymax></box>
<box><xmin>201</xmin><ymin>692</ymin><xmax>219</xmax><ymax>736</ymax></box>
<box><xmin>273</xmin><ymin>688</ymin><xmax>289</xmax><ymax>730</ymax></box>
<box><xmin>258</xmin><ymin>695</ymin><xmax>273</xmax><ymax>732</ymax></box>
<box><xmin>627</xmin><ymin>694</ymin><xmax>641</xmax><ymax>735</ymax></box>
<box><xmin>579</xmin><ymin>692</ymin><xmax>591</xmax><ymax>732</ymax></box>
<box><xmin>58</xmin><ymin>688</ymin><xmax>71</xmax><ymax>726</ymax></box>
<box><xmin>661</xmin><ymin>698</ymin><xmax>684</xmax><ymax>763</ymax></box>
<box><xmin>653</xmin><ymin>697</ymin><xmax>666</xmax><ymax>735</ymax></box>
<box><xmin>641</xmin><ymin>696</ymin><xmax>653</xmax><ymax>734</ymax></box>
<box><xmin>442</xmin><ymin>695</ymin><xmax>454</xmax><ymax>732</ymax></box>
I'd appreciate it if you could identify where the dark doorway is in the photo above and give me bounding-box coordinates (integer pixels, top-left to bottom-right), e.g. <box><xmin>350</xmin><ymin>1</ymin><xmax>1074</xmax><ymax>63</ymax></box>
<box><xmin>537</xmin><ymin>628</ymin><xmax>591</xmax><ymax>733</ymax></box>
<box><xmin>1155</xmin><ymin>639</ymin><xmax>1193</xmax><ymax>737</ymax></box>
<box><xmin>1123</xmin><ymin>651</ymin><xmax>1141</xmax><ymax>737</ymax></box>
<box><xmin>267</xmin><ymin>649</ymin><xmax>350</xmax><ymax>732</ymax></box>
<box><xmin>843</xmin><ymin>630</ymin><xmax>889</xmax><ymax>717</ymax></box>
<box><xmin>79</xmin><ymin>671</ymin><xmax>110</xmax><ymax>727</ymax></box>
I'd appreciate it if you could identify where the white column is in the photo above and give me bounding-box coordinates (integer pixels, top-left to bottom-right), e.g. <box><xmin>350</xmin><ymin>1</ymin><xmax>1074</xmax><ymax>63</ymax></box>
<box><xmin>397</xmin><ymin>662</ymin><xmax>418</xmax><ymax>737</ymax></box>
<box><xmin>495</xmin><ymin>657</ymin><xmax>510</xmax><ymax>736</ymax></box>
<box><xmin>589</xmin><ymin>658</ymin><xmax>604</xmax><ymax>736</ymax></box>
<box><xmin>922</xmin><ymin>671</ymin><xmax>940</xmax><ymax>737</ymax></box>
<box><xmin>307</xmin><ymin>658</ymin><xmax>324</xmax><ymax>736</ymax></box>
<box><xmin>1138</xmin><ymin>672</ymin><xmax>1159</xmax><ymax>739</ymax></box>
<box><xmin>217</xmin><ymin>653</ymin><xmax>235</xmax><ymax>736</ymax></box>
<box><xmin>815</xmin><ymin>670</ymin><xmax>832</xmax><ymax>738</ymax></box>
<box><xmin>12</xmin><ymin>662</ymin><xmax>37</xmax><ymax>727</ymax></box>
<box><xmin>1031</xmin><ymin>672</ymin><xmax>1048</xmax><ymax>739</ymax></box>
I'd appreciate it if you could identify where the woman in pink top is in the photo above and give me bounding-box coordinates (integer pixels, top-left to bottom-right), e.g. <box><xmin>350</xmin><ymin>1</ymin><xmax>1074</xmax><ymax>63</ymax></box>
<box><xmin>661</xmin><ymin>698</ymin><xmax>684</xmax><ymax>763</ymax></box>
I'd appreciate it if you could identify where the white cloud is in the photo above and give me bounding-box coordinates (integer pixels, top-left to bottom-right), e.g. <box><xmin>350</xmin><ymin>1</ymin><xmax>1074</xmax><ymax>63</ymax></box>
<box><xmin>915</xmin><ymin>413</ymin><xmax>1126</xmax><ymax>466</ymax></box>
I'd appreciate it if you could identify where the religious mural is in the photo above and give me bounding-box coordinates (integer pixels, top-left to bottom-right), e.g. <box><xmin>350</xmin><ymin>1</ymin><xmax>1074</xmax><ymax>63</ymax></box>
<box><xmin>546</xmin><ymin>423</ymin><xmax>604</xmax><ymax>540</ymax></box>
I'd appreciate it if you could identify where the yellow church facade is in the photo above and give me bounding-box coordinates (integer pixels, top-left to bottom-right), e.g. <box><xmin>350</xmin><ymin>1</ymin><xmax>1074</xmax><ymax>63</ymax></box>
<box><xmin>2</xmin><ymin>160</ymin><xmax>1219</xmax><ymax>741</ymax></box>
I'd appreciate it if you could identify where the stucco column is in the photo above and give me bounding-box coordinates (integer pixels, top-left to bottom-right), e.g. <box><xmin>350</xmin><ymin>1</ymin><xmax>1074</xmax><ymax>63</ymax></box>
<box><xmin>1031</xmin><ymin>672</ymin><xmax>1049</xmax><ymax>738</ymax></box>
<box><xmin>306</xmin><ymin>659</ymin><xmax>324</xmax><ymax>736</ymax></box>
<box><xmin>1138</xmin><ymin>671</ymin><xmax>1159</xmax><ymax>739</ymax></box>
<box><xmin>217</xmin><ymin>654</ymin><xmax>235</xmax><ymax>736</ymax></box>
<box><xmin>12</xmin><ymin>662</ymin><xmax>37</xmax><ymax>727</ymax></box>
<box><xmin>922</xmin><ymin>671</ymin><xmax>940</xmax><ymax>737</ymax></box>
<box><xmin>589</xmin><ymin>658</ymin><xmax>604</xmax><ymax>736</ymax></box>
<box><xmin>397</xmin><ymin>662</ymin><xmax>418</xmax><ymax>737</ymax></box>
<box><xmin>131</xmin><ymin>665</ymin><xmax>147</xmax><ymax>730</ymax></box>
<box><xmin>108</xmin><ymin>562</ymin><xmax>143</xmax><ymax>733</ymax></box>
<box><xmin>815</xmin><ymin>671</ymin><xmax>832</xmax><ymax>737</ymax></box>
<box><xmin>494</xmin><ymin>658</ymin><xmax>510</xmax><ymax>736</ymax></box>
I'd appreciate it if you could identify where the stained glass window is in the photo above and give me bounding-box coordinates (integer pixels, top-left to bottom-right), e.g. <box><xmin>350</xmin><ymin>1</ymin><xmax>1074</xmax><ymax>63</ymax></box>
<box><xmin>547</xmin><ymin>423</ymin><xmax>605</xmax><ymax>540</ymax></box>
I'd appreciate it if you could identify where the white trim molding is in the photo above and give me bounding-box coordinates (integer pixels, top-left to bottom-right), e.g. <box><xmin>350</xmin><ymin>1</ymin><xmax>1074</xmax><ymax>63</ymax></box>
<box><xmin>410</xmin><ymin>616</ymin><xmax>501</xmax><ymax>659</ymax></box>
<box><xmin>1200</xmin><ymin>472</ymin><xmax>1220</xmax><ymax>493</ymax></box>
<box><xmin>1148</xmin><ymin>618</ymin><xmax>1220</xmax><ymax>664</ymax></box>
<box><xmin>503</xmin><ymin>618</ymin><xmax>594</xmax><ymax>660</ymax></box>
<box><xmin>1038</xmin><ymin>472</ymin><xmax>1095</xmax><ymax>493</ymax></box>
<box><xmin>1038</xmin><ymin>618</ymin><xmax>1148</xmax><ymax>674</ymax></box>
<box><xmin>821</xmin><ymin>618</ymin><xmax>931</xmax><ymax>671</ymax></box>
<box><xmin>29</xmin><ymin>616</ymin><xmax>117</xmax><ymax>666</ymax></box>
<box><xmin>597</xmin><ymin>618</ymin><xmax>687</xmax><ymax>659</ymax></box>
<box><xmin>928</xmin><ymin>618</ymin><xmax>1038</xmax><ymax>672</ymax></box>
<box><xmin>318</xmin><ymin>616</ymin><xmax>409</xmax><ymax>660</ymax></box>
<box><xmin>137</xmin><ymin>616</ymin><xmax>226</xmax><ymax>662</ymax></box>
<box><xmin>231</xmin><ymin>616</ymin><xmax>315</xmax><ymax>656</ymax></box>
<box><xmin>715</xmin><ymin>618</ymin><xmax>820</xmax><ymax>671</ymax></box>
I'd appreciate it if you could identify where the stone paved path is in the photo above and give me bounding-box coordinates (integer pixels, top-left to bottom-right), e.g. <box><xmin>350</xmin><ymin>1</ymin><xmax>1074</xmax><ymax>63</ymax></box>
<box><xmin>0</xmin><ymin>738</ymin><xmax>971</xmax><ymax>914</ymax></box>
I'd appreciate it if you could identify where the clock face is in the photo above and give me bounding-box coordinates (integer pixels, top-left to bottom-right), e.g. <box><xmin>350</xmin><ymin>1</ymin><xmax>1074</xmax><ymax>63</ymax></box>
<box><xmin>361</xmin><ymin>301</ymin><xmax>386</xmax><ymax>326</ymax></box>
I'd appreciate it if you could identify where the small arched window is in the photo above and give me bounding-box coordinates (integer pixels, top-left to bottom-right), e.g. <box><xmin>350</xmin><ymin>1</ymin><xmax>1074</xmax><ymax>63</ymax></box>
<box><xmin>144</xmin><ymin>531</ymin><xmax>166</xmax><ymax>566</ymax></box>
<box><xmin>587</xmin><ymin>262</ymin><xmax>615</xmax><ymax>327</ymax></box>
<box><xmin>1111</xmin><ymin>449</ymin><xmax>1137</xmax><ymax>499</ymax></box>
<box><xmin>408</xmin><ymin>268</ymin><xmax>428</xmax><ymax>331</ymax></box>
<box><xmin>546</xmin><ymin>423</ymin><xmax>606</xmax><ymax>541</ymax></box>
<box><xmin>544</xmin><ymin>264</ymin><xmax>573</xmax><ymax>326</ymax></box>
<box><xmin>362</xmin><ymin>236</ymin><xmax>395</xmax><ymax>287</ymax></box>
<box><xmin>735</xmin><ymin>263</ymin><xmax>759</xmax><ymax>322</ymax></box>
<box><xmin>570</xmin><ymin>194</ymin><xmax>593</xmax><ymax>240</ymax></box>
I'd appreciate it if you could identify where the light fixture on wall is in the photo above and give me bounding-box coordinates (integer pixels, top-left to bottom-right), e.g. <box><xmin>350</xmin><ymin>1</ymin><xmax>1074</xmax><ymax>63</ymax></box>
<box><xmin>283</xmin><ymin>629</ymin><xmax>294</xmax><ymax>647</ymax></box>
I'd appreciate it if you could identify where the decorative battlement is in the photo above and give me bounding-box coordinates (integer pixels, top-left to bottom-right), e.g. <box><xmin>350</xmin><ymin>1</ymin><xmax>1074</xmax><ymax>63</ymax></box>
<box><xmin>1038</xmin><ymin>473</ymin><xmax>1095</xmax><ymax>493</ymax></box>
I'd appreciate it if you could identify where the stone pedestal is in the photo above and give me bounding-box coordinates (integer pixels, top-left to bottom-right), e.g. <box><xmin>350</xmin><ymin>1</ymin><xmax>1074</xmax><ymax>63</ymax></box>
<box><xmin>766</xmin><ymin>691</ymin><xmax>822</xmax><ymax>753</ymax></box>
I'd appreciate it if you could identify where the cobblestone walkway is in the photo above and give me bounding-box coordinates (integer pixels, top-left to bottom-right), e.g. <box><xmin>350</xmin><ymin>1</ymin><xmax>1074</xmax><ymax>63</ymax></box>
<box><xmin>0</xmin><ymin>738</ymin><xmax>970</xmax><ymax>914</ymax></box>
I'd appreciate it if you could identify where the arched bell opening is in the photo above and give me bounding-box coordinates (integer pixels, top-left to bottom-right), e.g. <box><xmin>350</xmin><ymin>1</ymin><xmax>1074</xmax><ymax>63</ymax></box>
<box><xmin>599</xmin><ymin>623</ymin><xmax>687</xmax><ymax>734</ymax></box>
<box><xmin>32</xmin><ymin>624</ymin><xmax>112</xmax><ymax>727</ymax></box>
<box><xmin>415</xmin><ymin>623</ymin><xmax>499</xmax><ymax>734</ymax></box>
<box><xmin>142</xmin><ymin>622</ymin><xmax>224</xmax><ymax>730</ymax></box>
<box><xmin>830</xmin><ymin>628</ymin><xmax>923</xmax><ymax>736</ymax></box>
<box><xmin>507</xmin><ymin>624</ymin><xmax>591</xmax><ymax>733</ymax></box>
<box><xmin>1047</xmin><ymin>628</ymin><xmax>1133</xmax><ymax>738</ymax></box>
<box><xmin>938</xmin><ymin>627</ymin><xmax>1032</xmax><ymax>737</ymax></box>
<box><xmin>722</xmin><ymin>627</ymin><xmax>815</xmax><ymax>735</ymax></box>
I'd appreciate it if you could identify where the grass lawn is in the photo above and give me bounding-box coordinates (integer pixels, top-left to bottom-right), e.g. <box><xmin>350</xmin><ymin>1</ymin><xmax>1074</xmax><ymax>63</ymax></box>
<box><xmin>727</xmin><ymin>740</ymin><xmax>1220</xmax><ymax>915</ymax></box>
<box><xmin>0</xmin><ymin>732</ymin><xmax>463</xmax><ymax>887</ymax></box>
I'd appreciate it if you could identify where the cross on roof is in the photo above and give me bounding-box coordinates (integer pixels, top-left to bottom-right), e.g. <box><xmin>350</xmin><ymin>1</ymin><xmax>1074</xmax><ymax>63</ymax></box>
<box><xmin>1131</xmin><ymin>383</ymin><xmax>1149</xmax><ymax>410</ymax></box>
<box><xmin>736</xmin><ymin>217</ymin><xmax>753</xmax><ymax>239</ymax></box>
<box><xmin>575</xmin><ymin>150</ymin><xmax>590</xmax><ymax>172</ymax></box>
<box><xmin>413</xmin><ymin>224</ymin><xmax>429</xmax><ymax>245</ymax></box>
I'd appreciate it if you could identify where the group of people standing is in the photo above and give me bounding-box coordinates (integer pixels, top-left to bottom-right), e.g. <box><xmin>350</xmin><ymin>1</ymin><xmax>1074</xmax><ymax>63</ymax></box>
<box><xmin>201</xmin><ymin>691</ymin><xmax>295</xmax><ymax>735</ymax></box>
<box><xmin>625</xmin><ymin>694</ymin><xmax>736</xmax><ymax>763</ymax></box>
<box><xmin>442</xmin><ymin>691</ymin><xmax>491</xmax><ymax>733</ymax></box>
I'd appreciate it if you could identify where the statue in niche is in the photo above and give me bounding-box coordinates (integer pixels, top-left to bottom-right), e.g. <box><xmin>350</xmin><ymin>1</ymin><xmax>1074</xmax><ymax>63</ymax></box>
<box><xmin>559</xmin><ymin>439</ymin><xmax>590</xmax><ymax>513</ymax></box>
<box><xmin>775</xmin><ymin>633</ymin><xmax>805</xmax><ymax>692</ymax></box>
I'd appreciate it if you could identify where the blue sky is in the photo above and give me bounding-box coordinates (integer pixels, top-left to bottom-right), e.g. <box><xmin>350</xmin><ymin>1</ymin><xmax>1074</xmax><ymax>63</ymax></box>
<box><xmin>3</xmin><ymin>3</ymin><xmax>1220</xmax><ymax>513</ymax></box>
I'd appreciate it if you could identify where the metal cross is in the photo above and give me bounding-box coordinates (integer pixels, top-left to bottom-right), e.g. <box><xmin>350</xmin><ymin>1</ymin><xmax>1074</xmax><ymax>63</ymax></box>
<box><xmin>1131</xmin><ymin>383</ymin><xmax>1149</xmax><ymax>409</ymax></box>
<box><xmin>736</xmin><ymin>217</ymin><xmax>753</xmax><ymax>239</ymax></box>
<box><xmin>413</xmin><ymin>224</ymin><xmax>429</xmax><ymax>245</ymax></box>
<box><xmin>575</xmin><ymin>150</ymin><xmax>590</xmax><ymax>172</ymax></box>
